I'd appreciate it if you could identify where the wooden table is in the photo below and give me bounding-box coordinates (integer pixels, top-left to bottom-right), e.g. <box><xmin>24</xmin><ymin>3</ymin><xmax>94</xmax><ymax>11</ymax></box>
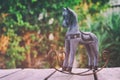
<box><xmin>0</xmin><ymin>68</ymin><xmax>120</xmax><ymax>80</ymax></box>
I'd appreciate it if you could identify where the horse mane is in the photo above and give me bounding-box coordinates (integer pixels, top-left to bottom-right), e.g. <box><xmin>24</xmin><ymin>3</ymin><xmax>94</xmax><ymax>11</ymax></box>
<box><xmin>67</xmin><ymin>8</ymin><xmax>78</xmax><ymax>26</ymax></box>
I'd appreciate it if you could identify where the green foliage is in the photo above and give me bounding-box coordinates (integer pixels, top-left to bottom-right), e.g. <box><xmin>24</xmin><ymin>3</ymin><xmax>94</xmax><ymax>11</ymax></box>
<box><xmin>6</xmin><ymin>29</ymin><xmax>25</xmax><ymax>68</ymax></box>
<box><xmin>105</xmin><ymin>13</ymin><xmax>120</xmax><ymax>67</ymax></box>
<box><xmin>1</xmin><ymin>0</ymin><xmax>120</xmax><ymax>68</ymax></box>
<box><xmin>89</xmin><ymin>12</ymin><xmax>120</xmax><ymax>67</ymax></box>
<box><xmin>73</xmin><ymin>0</ymin><xmax>120</xmax><ymax>67</ymax></box>
<box><xmin>0</xmin><ymin>0</ymin><xmax>83</xmax><ymax>68</ymax></box>
<box><xmin>74</xmin><ymin>0</ymin><xmax>110</xmax><ymax>52</ymax></box>
<box><xmin>90</xmin><ymin>15</ymin><xmax>108</xmax><ymax>52</ymax></box>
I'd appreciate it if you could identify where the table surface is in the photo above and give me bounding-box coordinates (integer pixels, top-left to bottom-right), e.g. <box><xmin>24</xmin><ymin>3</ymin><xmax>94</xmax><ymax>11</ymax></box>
<box><xmin>0</xmin><ymin>68</ymin><xmax>120</xmax><ymax>80</ymax></box>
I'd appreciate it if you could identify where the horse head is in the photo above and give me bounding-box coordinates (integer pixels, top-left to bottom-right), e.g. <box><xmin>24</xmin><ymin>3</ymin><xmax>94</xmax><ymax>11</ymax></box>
<box><xmin>62</xmin><ymin>8</ymin><xmax>78</xmax><ymax>28</ymax></box>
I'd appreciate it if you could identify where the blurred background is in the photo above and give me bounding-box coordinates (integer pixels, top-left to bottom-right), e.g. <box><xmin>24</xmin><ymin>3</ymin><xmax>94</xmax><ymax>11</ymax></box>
<box><xmin>0</xmin><ymin>0</ymin><xmax>120</xmax><ymax>69</ymax></box>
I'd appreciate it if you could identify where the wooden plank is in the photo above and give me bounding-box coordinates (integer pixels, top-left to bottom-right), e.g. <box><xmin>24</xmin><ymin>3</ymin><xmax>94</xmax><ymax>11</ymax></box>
<box><xmin>0</xmin><ymin>69</ymin><xmax>55</xmax><ymax>80</ymax></box>
<box><xmin>69</xmin><ymin>74</ymin><xmax>94</xmax><ymax>80</ymax></box>
<box><xmin>48</xmin><ymin>68</ymin><xmax>94</xmax><ymax>80</ymax></box>
<box><xmin>97</xmin><ymin>68</ymin><xmax>120</xmax><ymax>80</ymax></box>
<box><xmin>48</xmin><ymin>71</ymin><xmax>73</xmax><ymax>80</ymax></box>
<box><xmin>71</xmin><ymin>68</ymin><xmax>120</xmax><ymax>80</ymax></box>
<box><xmin>22</xmin><ymin>69</ymin><xmax>56</xmax><ymax>80</ymax></box>
<box><xmin>0</xmin><ymin>68</ymin><xmax>120</xmax><ymax>80</ymax></box>
<box><xmin>0</xmin><ymin>69</ymin><xmax>22</xmax><ymax>78</ymax></box>
<box><xmin>48</xmin><ymin>68</ymin><xmax>120</xmax><ymax>80</ymax></box>
<box><xmin>69</xmin><ymin>68</ymin><xmax>94</xmax><ymax>80</ymax></box>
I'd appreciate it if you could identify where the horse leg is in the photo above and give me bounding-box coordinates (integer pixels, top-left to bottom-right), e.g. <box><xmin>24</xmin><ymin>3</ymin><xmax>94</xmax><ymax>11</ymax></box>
<box><xmin>67</xmin><ymin>39</ymin><xmax>79</xmax><ymax>72</ymax></box>
<box><xmin>92</xmin><ymin>42</ymin><xmax>99</xmax><ymax>70</ymax></box>
<box><xmin>62</xmin><ymin>40</ymin><xmax>70</xmax><ymax>71</ymax></box>
<box><xmin>85</xmin><ymin>44</ymin><xmax>94</xmax><ymax>69</ymax></box>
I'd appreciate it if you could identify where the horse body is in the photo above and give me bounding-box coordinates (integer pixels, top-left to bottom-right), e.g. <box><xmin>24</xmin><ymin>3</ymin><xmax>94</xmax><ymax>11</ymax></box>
<box><xmin>62</xmin><ymin>8</ymin><xmax>99</xmax><ymax>72</ymax></box>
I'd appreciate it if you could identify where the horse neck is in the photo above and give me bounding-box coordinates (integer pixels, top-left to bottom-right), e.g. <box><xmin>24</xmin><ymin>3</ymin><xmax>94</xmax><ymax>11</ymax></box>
<box><xmin>68</xmin><ymin>21</ymin><xmax>79</xmax><ymax>32</ymax></box>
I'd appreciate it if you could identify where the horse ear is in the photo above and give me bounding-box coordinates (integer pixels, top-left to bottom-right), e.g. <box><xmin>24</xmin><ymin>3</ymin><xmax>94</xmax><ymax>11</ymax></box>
<box><xmin>66</xmin><ymin>7</ymin><xmax>70</xmax><ymax>11</ymax></box>
<box><xmin>63</xmin><ymin>8</ymin><xmax>66</xmax><ymax>11</ymax></box>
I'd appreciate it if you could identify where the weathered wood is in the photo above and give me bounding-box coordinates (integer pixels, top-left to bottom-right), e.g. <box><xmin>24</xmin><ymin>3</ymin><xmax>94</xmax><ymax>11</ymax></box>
<box><xmin>0</xmin><ymin>69</ymin><xmax>55</xmax><ymax>80</ymax></box>
<box><xmin>0</xmin><ymin>69</ymin><xmax>22</xmax><ymax>78</ymax></box>
<box><xmin>47</xmin><ymin>68</ymin><xmax>120</xmax><ymax>80</ymax></box>
<box><xmin>48</xmin><ymin>68</ymin><xmax>94</xmax><ymax>80</ymax></box>
<box><xmin>0</xmin><ymin>68</ymin><xmax>120</xmax><ymax>80</ymax></box>
<box><xmin>97</xmin><ymin>68</ymin><xmax>120</xmax><ymax>80</ymax></box>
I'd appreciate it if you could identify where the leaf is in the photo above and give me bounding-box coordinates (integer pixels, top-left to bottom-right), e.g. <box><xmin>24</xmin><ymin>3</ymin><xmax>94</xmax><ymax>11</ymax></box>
<box><xmin>32</xmin><ymin>0</ymin><xmax>37</xmax><ymax>3</ymax></box>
